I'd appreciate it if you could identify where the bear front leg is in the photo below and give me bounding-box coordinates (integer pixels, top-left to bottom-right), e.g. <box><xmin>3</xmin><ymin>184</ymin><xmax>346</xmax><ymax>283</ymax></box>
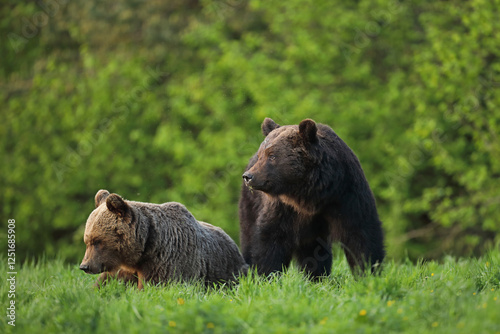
<box><xmin>253</xmin><ymin>236</ymin><xmax>293</xmax><ymax>275</ymax></box>
<box><xmin>116</xmin><ymin>269</ymin><xmax>139</xmax><ymax>286</ymax></box>
<box><xmin>240</xmin><ymin>227</ymin><xmax>255</xmax><ymax>266</ymax></box>
<box><xmin>296</xmin><ymin>238</ymin><xmax>333</xmax><ymax>279</ymax></box>
<box><xmin>252</xmin><ymin>210</ymin><xmax>294</xmax><ymax>276</ymax></box>
<box><xmin>239</xmin><ymin>185</ymin><xmax>259</xmax><ymax>265</ymax></box>
<box><xmin>296</xmin><ymin>217</ymin><xmax>333</xmax><ymax>279</ymax></box>
<box><xmin>93</xmin><ymin>271</ymin><xmax>115</xmax><ymax>288</ymax></box>
<box><xmin>136</xmin><ymin>272</ymin><xmax>147</xmax><ymax>290</ymax></box>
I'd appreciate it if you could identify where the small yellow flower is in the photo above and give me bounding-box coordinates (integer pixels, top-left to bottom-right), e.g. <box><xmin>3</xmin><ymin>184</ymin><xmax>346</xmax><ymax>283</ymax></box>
<box><xmin>387</xmin><ymin>300</ymin><xmax>395</xmax><ymax>307</ymax></box>
<box><xmin>169</xmin><ymin>321</ymin><xmax>176</xmax><ymax>327</ymax></box>
<box><xmin>430</xmin><ymin>290</ymin><xmax>434</xmax><ymax>293</ymax></box>
<box><xmin>494</xmin><ymin>297</ymin><xmax>498</xmax><ymax>301</ymax></box>
<box><xmin>177</xmin><ymin>298</ymin><xmax>185</xmax><ymax>305</ymax></box>
<box><xmin>207</xmin><ymin>322</ymin><xmax>215</xmax><ymax>329</ymax></box>
<box><xmin>397</xmin><ymin>308</ymin><xmax>403</xmax><ymax>314</ymax></box>
<box><xmin>482</xmin><ymin>303</ymin><xmax>487</xmax><ymax>309</ymax></box>
<box><xmin>486</xmin><ymin>261</ymin><xmax>490</xmax><ymax>267</ymax></box>
<box><xmin>432</xmin><ymin>322</ymin><xmax>439</xmax><ymax>328</ymax></box>
<box><xmin>403</xmin><ymin>316</ymin><xmax>408</xmax><ymax>321</ymax></box>
<box><xmin>473</xmin><ymin>292</ymin><xmax>476</xmax><ymax>296</ymax></box>
<box><xmin>431</xmin><ymin>273</ymin><xmax>434</xmax><ymax>276</ymax></box>
<box><xmin>319</xmin><ymin>317</ymin><xmax>327</xmax><ymax>325</ymax></box>
<box><xmin>491</xmin><ymin>288</ymin><xmax>495</xmax><ymax>292</ymax></box>
<box><xmin>359</xmin><ymin>309</ymin><xmax>367</xmax><ymax>316</ymax></box>
<box><xmin>229</xmin><ymin>299</ymin><xmax>233</xmax><ymax>302</ymax></box>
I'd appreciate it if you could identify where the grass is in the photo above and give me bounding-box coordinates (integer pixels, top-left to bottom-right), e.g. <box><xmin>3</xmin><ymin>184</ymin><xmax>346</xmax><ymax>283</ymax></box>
<box><xmin>1</xmin><ymin>248</ymin><xmax>499</xmax><ymax>334</ymax></box>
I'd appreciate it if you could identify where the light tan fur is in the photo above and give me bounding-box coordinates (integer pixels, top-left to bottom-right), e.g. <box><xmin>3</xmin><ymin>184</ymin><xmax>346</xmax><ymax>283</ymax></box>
<box><xmin>80</xmin><ymin>190</ymin><xmax>247</xmax><ymax>288</ymax></box>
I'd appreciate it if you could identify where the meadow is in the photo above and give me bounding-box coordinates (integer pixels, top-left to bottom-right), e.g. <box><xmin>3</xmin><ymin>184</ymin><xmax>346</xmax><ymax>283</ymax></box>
<box><xmin>2</xmin><ymin>248</ymin><xmax>499</xmax><ymax>334</ymax></box>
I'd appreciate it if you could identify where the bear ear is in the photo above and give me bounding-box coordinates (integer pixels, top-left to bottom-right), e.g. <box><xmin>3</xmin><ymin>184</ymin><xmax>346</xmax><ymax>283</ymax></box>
<box><xmin>95</xmin><ymin>189</ymin><xmax>110</xmax><ymax>208</ymax></box>
<box><xmin>299</xmin><ymin>119</ymin><xmax>318</xmax><ymax>144</ymax></box>
<box><xmin>106</xmin><ymin>193</ymin><xmax>130</xmax><ymax>217</ymax></box>
<box><xmin>262</xmin><ymin>118</ymin><xmax>280</xmax><ymax>136</ymax></box>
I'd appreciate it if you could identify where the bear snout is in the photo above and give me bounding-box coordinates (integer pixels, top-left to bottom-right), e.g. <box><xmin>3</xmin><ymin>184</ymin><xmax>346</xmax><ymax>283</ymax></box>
<box><xmin>79</xmin><ymin>262</ymin><xmax>102</xmax><ymax>274</ymax></box>
<box><xmin>243</xmin><ymin>171</ymin><xmax>271</xmax><ymax>191</ymax></box>
<box><xmin>79</xmin><ymin>263</ymin><xmax>91</xmax><ymax>273</ymax></box>
<box><xmin>242</xmin><ymin>172</ymin><xmax>253</xmax><ymax>185</ymax></box>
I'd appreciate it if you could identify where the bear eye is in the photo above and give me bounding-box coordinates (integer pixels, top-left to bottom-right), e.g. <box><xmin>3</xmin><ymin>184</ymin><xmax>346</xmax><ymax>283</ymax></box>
<box><xmin>268</xmin><ymin>154</ymin><xmax>276</xmax><ymax>161</ymax></box>
<box><xmin>92</xmin><ymin>240</ymin><xmax>101</xmax><ymax>247</ymax></box>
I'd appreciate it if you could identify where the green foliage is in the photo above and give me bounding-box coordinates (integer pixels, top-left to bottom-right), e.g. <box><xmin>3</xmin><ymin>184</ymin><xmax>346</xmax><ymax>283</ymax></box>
<box><xmin>1</xmin><ymin>250</ymin><xmax>499</xmax><ymax>333</ymax></box>
<box><xmin>1</xmin><ymin>0</ymin><xmax>499</xmax><ymax>262</ymax></box>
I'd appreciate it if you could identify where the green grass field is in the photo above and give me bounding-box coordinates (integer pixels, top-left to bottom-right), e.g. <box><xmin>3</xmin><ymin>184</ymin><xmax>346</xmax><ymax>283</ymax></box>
<box><xmin>2</xmin><ymin>248</ymin><xmax>499</xmax><ymax>334</ymax></box>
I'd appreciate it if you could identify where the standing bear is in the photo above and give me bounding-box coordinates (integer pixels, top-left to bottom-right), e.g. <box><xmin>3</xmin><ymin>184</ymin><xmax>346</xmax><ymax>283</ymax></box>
<box><xmin>80</xmin><ymin>190</ymin><xmax>247</xmax><ymax>288</ymax></box>
<box><xmin>239</xmin><ymin>118</ymin><xmax>385</xmax><ymax>277</ymax></box>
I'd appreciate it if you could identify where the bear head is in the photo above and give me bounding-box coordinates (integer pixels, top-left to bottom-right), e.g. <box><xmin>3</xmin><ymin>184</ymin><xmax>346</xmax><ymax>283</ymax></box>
<box><xmin>242</xmin><ymin>118</ymin><xmax>319</xmax><ymax>197</ymax></box>
<box><xmin>80</xmin><ymin>190</ymin><xmax>142</xmax><ymax>274</ymax></box>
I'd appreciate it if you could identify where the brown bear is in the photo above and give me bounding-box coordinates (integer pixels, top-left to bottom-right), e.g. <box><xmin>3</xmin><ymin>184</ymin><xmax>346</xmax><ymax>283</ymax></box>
<box><xmin>80</xmin><ymin>190</ymin><xmax>247</xmax><ymax>288</ymax></box>
<box><xmin>239</xmin><ymin>118</ymin><xmax>385</xmax><ymax>278</ymax></box>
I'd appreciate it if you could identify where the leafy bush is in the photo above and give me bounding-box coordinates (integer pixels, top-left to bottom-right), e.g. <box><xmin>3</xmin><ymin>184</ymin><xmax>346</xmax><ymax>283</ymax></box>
<box><xmin>1</xmin><ymin>0</ymin><xmax>499</xmax><ymax>262</ymax></box>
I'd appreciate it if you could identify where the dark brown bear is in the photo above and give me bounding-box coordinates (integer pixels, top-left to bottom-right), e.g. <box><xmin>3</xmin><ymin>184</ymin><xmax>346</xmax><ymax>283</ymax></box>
<box><xmin>239</xmin><ymin>118</ymin><xmax>385</xmax><ymax>278</ymax></box>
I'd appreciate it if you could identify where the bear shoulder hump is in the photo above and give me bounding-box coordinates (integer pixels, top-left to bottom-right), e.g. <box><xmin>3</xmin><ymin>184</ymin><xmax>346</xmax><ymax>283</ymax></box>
<box><xmin>162</xmin><ymin>202</ymin><xmax>196</xmax><ymax>220</ymax></box>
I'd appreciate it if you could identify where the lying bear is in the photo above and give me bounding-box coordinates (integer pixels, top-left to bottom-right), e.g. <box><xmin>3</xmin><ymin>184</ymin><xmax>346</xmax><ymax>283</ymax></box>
<box><xmin>80</xmin><ymin>190</ymin><xmax>247</xmax><ymax>288</ymax></box>
<box><xmin>239</xmin><ymin>118</ymin><xmax>385</xmax><ymax>278</ymax></box>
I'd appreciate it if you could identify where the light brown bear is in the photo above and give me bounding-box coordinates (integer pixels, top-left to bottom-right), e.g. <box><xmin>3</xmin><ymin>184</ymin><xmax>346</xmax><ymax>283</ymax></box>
<box><xmin>80</xmin><ymin>190</ymin><xmax>247</xmax><ymax>289</ymax></box>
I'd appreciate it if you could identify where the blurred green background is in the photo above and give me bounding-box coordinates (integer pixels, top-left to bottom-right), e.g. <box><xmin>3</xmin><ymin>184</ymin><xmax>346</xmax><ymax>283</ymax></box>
<box><xmin>1</xmin><ymin>0</ymin><xmax>499</xmax><ymax>263</ymax></box>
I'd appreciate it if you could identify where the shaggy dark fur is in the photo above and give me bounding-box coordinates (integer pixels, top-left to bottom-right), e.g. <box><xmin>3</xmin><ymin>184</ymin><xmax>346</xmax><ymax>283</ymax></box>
<box><xmin>239</xmin><ymin>118</ymin><xmax>385</xmax><ymax>278</ymax></box>
<box><xmin>80</xmin><ymin>190</ymin><xmax>247</xmax><ymax>288</ymax></box>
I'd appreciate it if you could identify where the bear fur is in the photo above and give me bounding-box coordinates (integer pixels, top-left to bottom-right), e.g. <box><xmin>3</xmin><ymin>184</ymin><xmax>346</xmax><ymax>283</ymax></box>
<box><xmin>80</xmin><ymin>190</ymin><xmax>247</xmax><ymax>288</ymax></box>
<box><xmin>239</xmin><ymin>118</ymin><xmax>385</xmax><ymax>277</ymax></box>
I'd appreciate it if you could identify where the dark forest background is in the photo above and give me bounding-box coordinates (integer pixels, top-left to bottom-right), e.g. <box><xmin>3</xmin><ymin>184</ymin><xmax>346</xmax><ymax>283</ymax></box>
<box><xmin>1</xmin><ymin>0</ymin><xmax>499</xmax><ymax>263</ymax></box>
